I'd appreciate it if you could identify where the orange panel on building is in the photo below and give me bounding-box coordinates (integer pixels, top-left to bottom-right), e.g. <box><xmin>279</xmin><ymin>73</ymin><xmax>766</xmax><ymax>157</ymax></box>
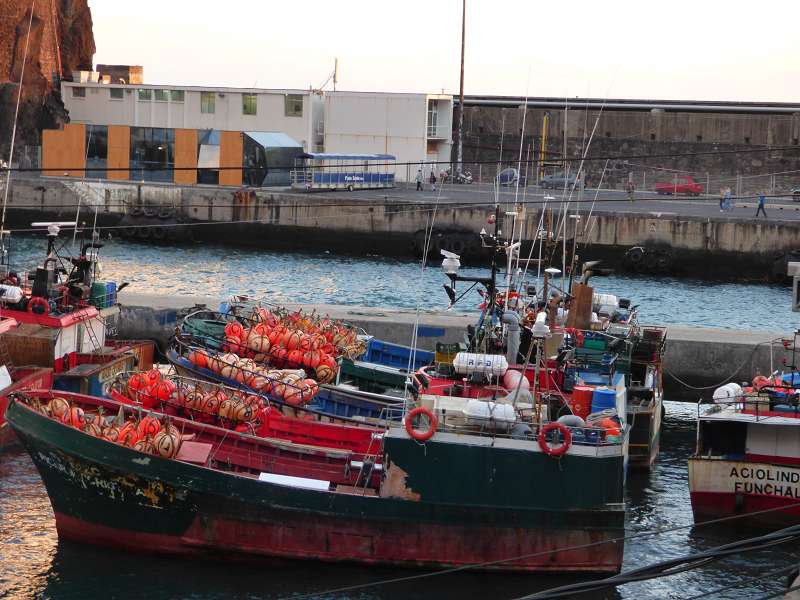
<box><xmin>174</xmin><ymin>129</ymin><xmax>198</xmax><ymax>185</ymax></box>
<box><xmin>219</xmin><ymin>131</ymin><xmax>243</xmax><ymax>187</ymax></box>
<box><xmin>42</xmin><ymin>123</ymin><xmax>85</xmax><ymax>177</ymax></box>
<box><xmin>107</xmin><ymin>125</ymin><xmax>130</xmax><ymax>180</ymax></box>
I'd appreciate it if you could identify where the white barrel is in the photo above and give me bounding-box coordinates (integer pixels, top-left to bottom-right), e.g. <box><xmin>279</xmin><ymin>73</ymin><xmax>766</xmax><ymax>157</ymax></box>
<box><xmin>0</xmin><ymin>285</ymin><xmax>23</xmax><ymax>304</ymax></box>
<box><xmin>713</xmin><ymin>382</ymin><xmax>743</xmax><ymax>403</ymax></box>
<box><xmin>502</xmin><ymin>370</ymin><xmax>530</xmax><ymax>392</ymax></box>
<box><xmin>452</xmin><ymin>353</ymin><xmax>508</xmax><ymax>377</ymax></box>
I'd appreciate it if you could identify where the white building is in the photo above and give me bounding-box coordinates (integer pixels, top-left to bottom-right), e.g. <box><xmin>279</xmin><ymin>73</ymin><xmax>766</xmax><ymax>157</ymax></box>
<box><xmin>61</xmin><ymin>81</ymin><xmax>324</xmax><ymax>152</ymax></box>
<box><xmin>324</xmin><ymin>91</ymin><xmax>453</xmax><ymax>182</ymax></box>
<box><xmin>61</xmin><ymin>77</ymin><xmax>453</xmax><ymax>184</ymax></box>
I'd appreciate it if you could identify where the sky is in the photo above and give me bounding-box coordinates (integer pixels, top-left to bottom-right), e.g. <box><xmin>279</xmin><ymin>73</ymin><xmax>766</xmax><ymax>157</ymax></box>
<box><xmin>91</xmin><ymin>0</ymin><xmax>800</xmax><ymax>102</ymax></box>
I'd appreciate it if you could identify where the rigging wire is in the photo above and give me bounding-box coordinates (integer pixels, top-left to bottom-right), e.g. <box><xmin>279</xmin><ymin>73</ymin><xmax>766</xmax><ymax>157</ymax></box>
<box><xmin>683</xmin><ymin>563</ymin><xmax>798</xmax><ymax>600</ymax></box>
<box><xmin>1</xmin><ymin>0</ymin><xmax>35</xmax><ymax>235</ymax></box>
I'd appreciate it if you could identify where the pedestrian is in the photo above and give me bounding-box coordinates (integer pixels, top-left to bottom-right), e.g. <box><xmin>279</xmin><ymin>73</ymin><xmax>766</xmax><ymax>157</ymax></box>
<box><xmin>719</xmin><ymin>187</ymin><xmax>725</xmax><ymax>212</ymax></box>
<box><xmin>626</xmin><ymin>180</ymin><xmax>635</xmax><ymax>202</ymax></box>
<box><xmin>724</xmin><ymin>187</ymin><xmax>733</xmax><ymax>212</ymax></box>
<box><xmin>755</xmin><ymin>191</ymin><xmax>767</xmax><ymax>217</ymax></box>
<box><xmin>415</xmin><ymin>169</ymin><xmax>423</xmax><ymax>191</ymax></box>
<box><xmin>429</xmin><ymin>170</ymin><xmax>437</xmax><ymax>191</ymax></box>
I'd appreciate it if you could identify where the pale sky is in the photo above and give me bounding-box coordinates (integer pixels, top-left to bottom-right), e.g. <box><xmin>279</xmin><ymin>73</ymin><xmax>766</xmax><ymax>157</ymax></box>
<box><xmin>91</xmin><ymin>0</ymin><xmax>799</xmax><ymax>102</ymax></box>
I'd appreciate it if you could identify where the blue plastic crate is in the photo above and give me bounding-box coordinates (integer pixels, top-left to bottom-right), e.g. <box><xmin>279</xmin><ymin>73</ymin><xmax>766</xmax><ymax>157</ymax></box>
<box><xmin>361</xmin><ymin>338</ymin><xmax>434</xmax><ymax>370</ymax></box>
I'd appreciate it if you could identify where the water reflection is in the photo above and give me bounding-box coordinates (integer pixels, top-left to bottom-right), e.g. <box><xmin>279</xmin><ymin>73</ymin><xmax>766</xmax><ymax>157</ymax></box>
<box><xmin>0</xmin><ymin>402</ymin><xmax>796</xmax><ymax>597</ymax></box>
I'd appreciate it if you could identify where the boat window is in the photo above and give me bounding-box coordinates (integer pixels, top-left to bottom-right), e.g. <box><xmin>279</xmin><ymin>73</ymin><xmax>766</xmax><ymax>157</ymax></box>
<box><xmin>699</xmin><ymin>420</ymin><xmax>747</xmax><ymax>457</ymax></box>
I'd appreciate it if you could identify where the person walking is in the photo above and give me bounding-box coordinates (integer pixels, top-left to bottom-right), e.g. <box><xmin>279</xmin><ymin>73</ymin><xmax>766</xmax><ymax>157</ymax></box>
<box><xmin>719</xmin><ymin>187</ymin><xmax>725</xmax><ymax>212</ymax></box>
<box><xmin>415</xmin><ymin>169</ymin><xmax>423</xmax><ymax>191</ymax></box>
<box><xmin>429</xmin><ymin>170</ymin><xmax>437</xmax><ymax>191</ymax></box>
<box><xmin>626</xmin><ymin>180</ymin><xmax>635</xmax><ymax>202</ymax></box>
<box><xmin>755</xmin><ymin>191</ymin><xmax>767</xmax><ymax>217</ymax></box>
<box><xmin>723</xmin><ymin>187</ymin><xmax>733</xmax><ymax>212</ymax></box>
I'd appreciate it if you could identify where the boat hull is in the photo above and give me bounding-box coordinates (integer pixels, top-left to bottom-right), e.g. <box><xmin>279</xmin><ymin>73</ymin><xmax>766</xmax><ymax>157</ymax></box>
<box><xmin>689</xmin><ymin>457</ymin><xmax>800</xmax><ymax>526</ymax></box>
<box><xmin>9</xmin><ymin>400</ymin><xmax>624</xmax><ymax>573</ymax></box>
<box><xmin>0</xmin><ymin>368</ymin><xmax>54</xmax><ymax>451</ymax></box>
<box><xmin>627</xmin><ymin>399</ymin><xmax>663</xmax><ymax>470</ymax></box>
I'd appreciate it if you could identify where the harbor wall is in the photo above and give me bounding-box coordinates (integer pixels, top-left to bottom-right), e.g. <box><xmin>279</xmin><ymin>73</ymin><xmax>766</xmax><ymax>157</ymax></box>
<box><xmin>5</xmin><ymin>176</ymin><xmax>800</xmax><ymax>280</ymax></box>
<box><xmin>113</xmin><ymin>293</ymin><xmax>795</xmax><ymax>402</ymax></box>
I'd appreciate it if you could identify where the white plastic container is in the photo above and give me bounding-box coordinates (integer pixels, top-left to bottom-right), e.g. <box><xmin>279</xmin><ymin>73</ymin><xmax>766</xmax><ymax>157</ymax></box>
<box><xmin>463</xmin><ymin>399</ymin><xmax>517</xmax><ymax>430</ymax></box>
<box><xmin>593</xmin><ymin>293</ymin><xmax>619</xmax><ymax>316</ymax></box>
<box><xmin>713</xmin><ymin>382</ymin><xmax>744</xmax><ymax>403</ymax></box>
<box><xmin>452</xmin><ymin>353</ymin><xmax>508</xmax><ymax>377</ymax></box>
<box><xmin>0</xmin><ymin>285</ymin><xmax>23</xmax><ymax>304</ymax></box>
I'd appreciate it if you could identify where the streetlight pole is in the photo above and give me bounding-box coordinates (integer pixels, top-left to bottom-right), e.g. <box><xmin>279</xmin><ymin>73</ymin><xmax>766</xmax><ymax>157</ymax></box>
<box><xmin>456</xmin><ymin>0</ymin><xmax>465</xmax><ymax>175</ymax></box>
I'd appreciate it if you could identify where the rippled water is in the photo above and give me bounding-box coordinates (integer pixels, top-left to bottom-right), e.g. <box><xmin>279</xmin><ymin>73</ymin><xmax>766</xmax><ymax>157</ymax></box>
<box><xmin>5</xmin><ymin>236</ymin><xmax>796</xmax><ymax>332</ymax></box>
<box><xmin>1</xmin><ymin>401</ymin><xmax>796</xmax><ymax>600</ymax></box>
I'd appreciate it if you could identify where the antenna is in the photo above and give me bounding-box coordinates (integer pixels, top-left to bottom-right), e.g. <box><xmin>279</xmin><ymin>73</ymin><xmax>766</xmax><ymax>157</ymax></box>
<box><xmin>333</xmin><ymin>58</ymin><xmax>338</xmax><ymax>91</ymax></box>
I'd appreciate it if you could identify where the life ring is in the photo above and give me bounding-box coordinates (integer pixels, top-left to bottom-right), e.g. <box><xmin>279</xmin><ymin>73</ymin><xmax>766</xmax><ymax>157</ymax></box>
<box><xmin>538</xmin><ymin>422</ymin><xmax>572</xmax><ymax>457</ymax></box>
<box><xmin>27</xmin><ymin>296</ymin><xmax>50</xmax><ymax>316</ymax></box>
<box><xmin>404</xmin><ymin>406</ymin><xmax>438</xmax><ymax>442</ymax></box>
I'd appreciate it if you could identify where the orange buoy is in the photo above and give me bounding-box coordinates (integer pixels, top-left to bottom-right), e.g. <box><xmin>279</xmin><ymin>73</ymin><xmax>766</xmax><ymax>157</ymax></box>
<box><xmin>62</xmin><ymin>406</ymin><xmax>85</xmax><ymax>428</ymax></box>
<box><xmin>49</xmin><ymin>397</ymin><xmax>71</xmax><ymax>421</ymax></box>
<box><xmin>137</xmin><ymin>416</ymin><xmax>161</xmax><ymax>439</ymax></box>
<box><xmin>127</xmin><ymin>373</ymin><xmax>148</xmax><ymax>399</ymax></box>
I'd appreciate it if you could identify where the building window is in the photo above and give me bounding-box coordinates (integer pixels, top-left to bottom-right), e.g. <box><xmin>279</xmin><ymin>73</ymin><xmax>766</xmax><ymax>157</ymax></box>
<box><xmin>109</xmin><ymin>88</ymin><xmax>123</xmax><ymax>100</ymax></box>
<box><xmin>201</xmin><ymin>92</ymin><xmax>215</xmax><ymax>114</ymax></box>
<box><xmin>137</xmin><ymin>89</ymin><xmax>152</xmax><ymax>101</ymax></box>
<box><xmin>85</xmin><ymin>125</ymin><xmax>108</xmax><ymax>179</ymax></box>
<box><xmin>242</xmin><ymin>93</ymin><xmax>257</xmax><ymax>116</ymax></box>
<box><xmin>72</xmin><ymin>86</ymin><xmax>86</xmax><ymax>98</ymax></box>
<box><xmin>427</xmin><ymin>100</ymin><xmax>438</xmax><ymax>137</ymax></box>
<box><xmin>129</xmin><ymin>127</ymin><xmax>175</xmax><ymax>183</ymax></box>
<box><xmin>284</xmin><ymin>94</ymin><xmax>303</xmax><ymax>117</ymax></box>
<box><xmin>171</xmin><ymin>90</ymin><xmax>185</xmax><ymax>102</ymax></box>
<box><xmin>154</xmin><ymin>89</ymin><xmax>169</xmax><ymax>102</ymax></box>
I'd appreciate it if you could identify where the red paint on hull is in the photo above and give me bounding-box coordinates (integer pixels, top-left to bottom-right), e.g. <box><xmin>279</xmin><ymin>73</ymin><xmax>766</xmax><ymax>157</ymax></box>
<box><xmin>690</xmin><ymin>490</ymin><xmax>800</xmax><ymax>527</ymax></box>
<box><xmin>53</xmin><ymin>511</ymin><xmax>622</xmax><ymax>573</ymax></box>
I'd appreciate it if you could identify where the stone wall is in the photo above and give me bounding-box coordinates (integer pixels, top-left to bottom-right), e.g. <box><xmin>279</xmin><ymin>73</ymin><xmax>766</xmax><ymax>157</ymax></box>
<box><xmin>461</xmin><ymin>105</ymin><xmax>800</xmax><ymax>189</ymax></box>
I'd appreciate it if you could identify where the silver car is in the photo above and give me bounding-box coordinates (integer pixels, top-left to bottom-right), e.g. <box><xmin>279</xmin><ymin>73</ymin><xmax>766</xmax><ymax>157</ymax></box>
<box><xmin>540</xmin><ymin>173</ymin><xmax>581</xmax><ymax>189</ymax></box>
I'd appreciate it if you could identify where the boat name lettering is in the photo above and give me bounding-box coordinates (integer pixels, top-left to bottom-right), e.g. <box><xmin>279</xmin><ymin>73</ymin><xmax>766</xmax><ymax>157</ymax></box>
<box><xmin>344</xmin><ymin>176</ymin><xmax>364</xmax><ymax>182</ymax></box>
<box><xmin>729</xmin><ymin>465</ymin><xmax>800</xmax><ymax>498</ymax></box>
<box><xmin>99</xmin><ymin>359</ymin><xmax>128</xmax><ymax>383</ymax></box>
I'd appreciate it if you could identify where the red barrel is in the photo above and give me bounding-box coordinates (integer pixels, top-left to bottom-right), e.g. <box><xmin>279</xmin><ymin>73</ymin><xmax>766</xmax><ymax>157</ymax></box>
<box><xmin>569</xmin><ymin>386</ymin><xmax>594</xmax><ymax>420</ymax></box>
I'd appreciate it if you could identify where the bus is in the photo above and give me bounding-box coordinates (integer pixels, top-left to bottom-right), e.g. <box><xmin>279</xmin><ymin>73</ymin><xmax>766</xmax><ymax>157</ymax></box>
<box><xmin>290</xmin><ymin>153</ymin><xmax>396</xmax><ymax>191</ymax></box>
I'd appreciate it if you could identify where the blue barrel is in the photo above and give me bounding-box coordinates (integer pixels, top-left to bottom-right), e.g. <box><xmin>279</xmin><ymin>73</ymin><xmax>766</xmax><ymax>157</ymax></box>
<box><xmin>591</xmin><ymin>388</ymin><xmax>617</xmax><ymax>413</ymax></box>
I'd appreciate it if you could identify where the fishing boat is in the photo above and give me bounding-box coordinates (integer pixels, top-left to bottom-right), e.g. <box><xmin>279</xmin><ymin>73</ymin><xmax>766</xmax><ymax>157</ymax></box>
<box><xmin>8</xmin><ymin>387</ymin><xmax>624</xmax><ymax>573</ymax></box>
<box><xmin>689</xmin><ymin>358</ymin><xmax>800</xmax><ymax>525</ymax></box>
<box><xmin>0</xmin><ymin>224</ymin><xmax>154</xmax><ymax>450</ymax></box>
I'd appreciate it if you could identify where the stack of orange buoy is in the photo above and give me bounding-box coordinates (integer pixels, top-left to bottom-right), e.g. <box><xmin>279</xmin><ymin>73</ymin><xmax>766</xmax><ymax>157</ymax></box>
<box><xmin>39</xmin><ymin>396</ymin><xmax>182</xmax><ymax>459</ymax></box>
<box><xmin>251</xmin><ymin>306</ymin><xmax>367</xmax><ymax>361</ymax></box>
<box><xmin>217</xmin><ymin>319</ymin><xmax>339</xmax><ymax>384</ymax></box>
<box><xmin>185</xmin><ymin>349</ymin><xmax>320</xmax><ymax>406</ymax></box>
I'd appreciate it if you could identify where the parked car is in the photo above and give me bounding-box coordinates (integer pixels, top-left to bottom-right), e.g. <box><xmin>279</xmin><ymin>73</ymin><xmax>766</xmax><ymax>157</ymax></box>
<box><xmin>497</xmin><ymin>167</ymin><xmax>526</xmax><ymax>187</ymax></box>
<box><xmin>540</xmin><ymin>172</ymin><xmax>581</xmax><ymax>189</ymax></box>
<box><xmin>791</xmin><ymin>186</ymin><xmax>800</xmax><ymax>202</ymax></box>
<box><xmin>654</xmin><ymin>176</ymin><xmax>703</xmax><ymax>196</ymax></box>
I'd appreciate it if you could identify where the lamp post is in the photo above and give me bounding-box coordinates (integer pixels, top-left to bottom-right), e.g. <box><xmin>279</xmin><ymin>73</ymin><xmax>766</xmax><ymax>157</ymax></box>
<box><xmin>455</xmin><ymin>0</ymin><xmax>466</xmax><ymax>175</ymax></box>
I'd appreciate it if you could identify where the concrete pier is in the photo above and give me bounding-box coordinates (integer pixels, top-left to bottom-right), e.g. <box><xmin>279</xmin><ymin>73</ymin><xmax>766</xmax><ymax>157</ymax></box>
<box><xmin>114</xmin><ymin>292</ymin><xmax>794</xmax><ymax>401</ymax></box>
<box><xmin>7</xmin><ymin>176</ymin><xmax>800</xmax><ymax>280</ymax></box>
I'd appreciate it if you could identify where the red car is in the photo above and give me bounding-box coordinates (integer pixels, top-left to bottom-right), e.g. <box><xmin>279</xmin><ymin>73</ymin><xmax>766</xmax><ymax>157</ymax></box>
<box><xmin>654</xmin><ymin>176</ymin><xmax>704</xmax><ymax>196</ymax></box>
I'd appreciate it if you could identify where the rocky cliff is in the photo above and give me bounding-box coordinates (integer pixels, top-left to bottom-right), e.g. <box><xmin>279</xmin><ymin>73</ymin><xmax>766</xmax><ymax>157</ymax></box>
<box><xmin>0</xmin><ymin>0</ymin><xmax>94</xmax><ymax>163</ymax></box>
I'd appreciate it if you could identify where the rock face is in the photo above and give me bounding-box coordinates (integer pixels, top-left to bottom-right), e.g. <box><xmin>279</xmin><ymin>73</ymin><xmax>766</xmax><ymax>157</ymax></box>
<box><xmin>0</xmin><ymin>0</ymin><xmax>94</xmax><ymax>162</ymax></box>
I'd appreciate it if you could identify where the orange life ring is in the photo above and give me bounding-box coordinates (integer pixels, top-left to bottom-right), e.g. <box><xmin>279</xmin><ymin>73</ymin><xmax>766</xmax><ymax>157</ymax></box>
<box><xmin>538</xmin><ymin>422</ymin><xmax>572</xmax><ymax>457</ymax></box>
<box><xmin>27</xmin><ymin>296</ymin><xmax>50</xmax><ymax>316</ymax></box>
<box><xmin>404</xmin><ymin>406</ymin><xmax>438</xmax><ymax>442</ymax></box>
